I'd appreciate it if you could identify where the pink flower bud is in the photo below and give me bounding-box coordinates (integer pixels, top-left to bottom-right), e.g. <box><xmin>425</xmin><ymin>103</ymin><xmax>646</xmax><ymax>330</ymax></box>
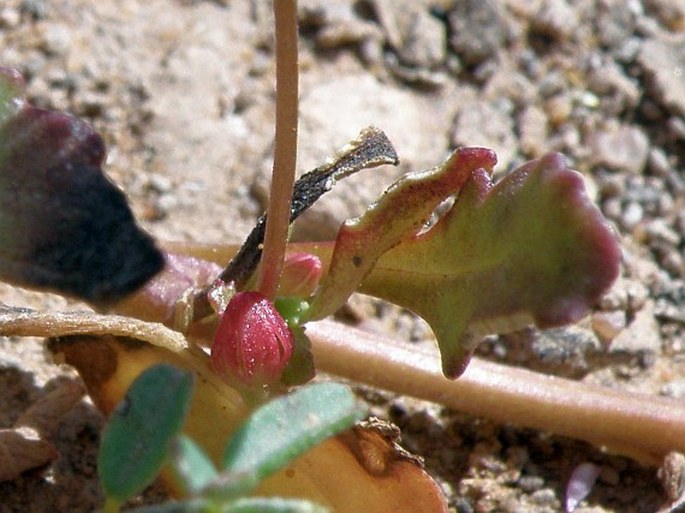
<box><xmin>277</xmin><ymin>252</ymin><xmax>323</xmax><ymax>297</ymax></box>
<box><xmin>211</xmin><ymin>291</ymin><xmax>294</xmax><ymax>387</ymax></box>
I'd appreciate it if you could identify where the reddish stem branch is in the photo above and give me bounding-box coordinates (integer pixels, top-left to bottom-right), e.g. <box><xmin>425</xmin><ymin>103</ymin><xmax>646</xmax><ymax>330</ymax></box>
<box><xmin>308</xmin><ymin>319</ymin><xmax>685</xmax><ymax>465</ymax></box>
<box><xmin>257</xmin><ymin>0</ymin><xmax>299</xmax><ymax>299</ymax></box>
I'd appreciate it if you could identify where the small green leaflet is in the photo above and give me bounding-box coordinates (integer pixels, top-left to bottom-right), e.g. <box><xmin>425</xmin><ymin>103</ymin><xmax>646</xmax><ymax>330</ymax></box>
<box><xmin>99</xmin><ymin>364</ymin><xmax>194</xmax><ymax>507</ymax></box>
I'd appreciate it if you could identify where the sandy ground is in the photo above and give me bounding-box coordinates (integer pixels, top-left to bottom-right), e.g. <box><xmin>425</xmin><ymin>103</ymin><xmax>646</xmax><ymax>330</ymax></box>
<box><xmin>2</xmin><ymin>0</ymin><xmax>685</xmax><ymax>511</ymax></box>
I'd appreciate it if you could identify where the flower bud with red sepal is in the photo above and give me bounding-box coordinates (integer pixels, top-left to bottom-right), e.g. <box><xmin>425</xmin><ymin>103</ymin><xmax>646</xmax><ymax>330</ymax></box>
<box><xmin>211</xmin><ymin>291</ymin><xmax>294</xmax><ymax>389</ymax></box>
<box><xmin>277</xmin><ymin>252</ymin><xmax>322</xmax><ymax>298</ymax></box>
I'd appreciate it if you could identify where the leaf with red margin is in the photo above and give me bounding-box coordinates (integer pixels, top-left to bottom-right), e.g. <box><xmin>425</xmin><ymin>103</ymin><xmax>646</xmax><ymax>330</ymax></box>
<box><xmin>0</xmin><ymin>68</ymin><xmax>163</xmax><ymax>304</ymax></box>
<box><xmin>359</xmin><ymin>153</ymin><xmax>621</xmax><ymax>377</ymax></box>
<box><xmin>306</xmin><ymin>147</ymin><xmax>498</xmax><ymax>321</ymax></box>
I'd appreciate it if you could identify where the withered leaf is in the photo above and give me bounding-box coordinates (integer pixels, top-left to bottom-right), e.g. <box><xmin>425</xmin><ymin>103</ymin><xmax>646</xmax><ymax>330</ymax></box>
<box><xmin>0</xmin><ymin>379</ymin><xmax>84</xmax><ymax>482</ymax></box>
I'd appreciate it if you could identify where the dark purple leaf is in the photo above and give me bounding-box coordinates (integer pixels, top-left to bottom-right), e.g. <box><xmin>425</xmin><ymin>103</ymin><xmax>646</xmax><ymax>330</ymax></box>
<box><xmin>0</xmin><ymin>68</ymin><xmax>163</xmax><ymax>303</ymax></box>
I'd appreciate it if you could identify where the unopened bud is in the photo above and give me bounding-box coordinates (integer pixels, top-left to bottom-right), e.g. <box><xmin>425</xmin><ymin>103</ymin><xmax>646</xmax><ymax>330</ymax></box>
<box><xmin>211</xmin><ymin>291</ymin><xmax>294</xmax><ymax>387</ymax></box>
<box><xmin>278</xmin><ymin>252</ymin><xmax>322</xmax><ymax>297</ymax></box>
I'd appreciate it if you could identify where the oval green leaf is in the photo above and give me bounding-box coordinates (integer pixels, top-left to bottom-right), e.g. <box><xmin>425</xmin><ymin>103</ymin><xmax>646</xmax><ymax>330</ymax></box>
<box><xmin>99</xmin><ymin>363</ymin><xmax>194</xmax><ymax>505</ymax></box>
<box><xmin>222</xmin><ymin>382</ymin><xmax>365</xmax><ymax>480</ymax></box>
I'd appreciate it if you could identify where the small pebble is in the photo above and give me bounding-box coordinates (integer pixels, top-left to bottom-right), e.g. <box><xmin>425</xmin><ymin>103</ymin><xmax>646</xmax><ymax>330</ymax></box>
<box><xmin>519</xmin><ymin>475</ymin><xmax>545</xmax><ymax>493</ymax></box>
<box><xmin>448</xmin><ymin>0</ymin><xmax>514</xmax><ymax>65</ymax></box>
<box><xmin>531</xmin><ymin>0</ymin><xmax>579</xmax><ymax>40</ymax></box>
<box><xmin>530</xmin><ymin>488</ymin><xmax>558</xmax><ymax>507</ymax></box>
<box><xmin>454</xmin><ymin>497</ymin><xmax>475</xmax><ymax>513</ymax></box>
<box><xmin>621</xmin><ymin>201</ymin><xmax>644</xmax><ymax>229</ymax></box>
<box><xmin>644</xmin><ymin>0</ymin><xmax>685</xmax><ymax>31</ymax></box>
<box><xmin>40</xmin><ymin>23</ymin><xmax>72</xmax><ymax>56</ymax></box>
<box><xmin>148</xmin><ymin>174</ymin><xmax>173</xmax><ymax>194</ymax></box>
<box><xmin>648</xmin><ymin>147</ymin><xmax>672</xmax><ymax>176</ymax></box>
<box><xmin>645</xmin><ymin>218</ymin><xmax>680</xmax><ymax>245</ymax></box>
<box><xmin>506</xmin><ymin>446</ymin><xmax>530</xmax><ymax>468</ymax></box>
<box><xmin>660</xmin><ymin>379</ymin><xmax>685</xmax><ymax>398</ymax></box>
<box><xmin>588</xmin><ymin>123</ymin><xmax>650</xmax><ymax>174</ymax></box>
<box><xmin>659</xmin><ymin>452</ymin><xmax>685</xmax><ymax>501</ymax></box>
<box><xmin>609</xmin><ymin>302</ymin><xmax>661</xmax><ymax>355</ymax></box>
<box><xmin>668</xmin><ymin>116</ymin><xmax>685</xmax><ymax>141</ymax></box>
<box><xmin>0</xmin><ymin>7</ymin><xmax>20</xmax><ymax>28</ymax></box>
<box><xmin>544</xmin><ymin>93</ymin><xmax>573</xmax><ymax>126</ymax></box>
<box><xmin>638</xmin><ymin>37</ymin><xmax>685</xmax><ymax>117</ymax></box>
<box><xmin>20</xmin><ymin>0</ymin><xmax>47</xmax><ymax>19</ymax></box>
<box><xmin>592</xmin><ymin>310</ymin><xmax>627</xmax><ymax>343</ymax></box>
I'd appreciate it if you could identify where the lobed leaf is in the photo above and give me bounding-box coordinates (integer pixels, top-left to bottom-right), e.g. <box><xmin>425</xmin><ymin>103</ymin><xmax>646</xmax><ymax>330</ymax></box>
<box><xmin>306</xmin><ymin>147</ymin><xmax>498</xmax><ymax>321</ymax></box>
<box><xmin>360</xmin><ymin>153</ymin><xmax>621</xmax><ymax>377</ymax></box>
<box><xmin>0</xmin><ymin>68</ymin><xmax>163</xmax><ymax>303</ymax></box>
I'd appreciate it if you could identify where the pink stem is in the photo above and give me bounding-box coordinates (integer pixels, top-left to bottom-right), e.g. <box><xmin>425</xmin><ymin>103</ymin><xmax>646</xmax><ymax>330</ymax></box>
<box><xmin>257</xmin><ymin>0</ymin><xmax>299</xmax><ymax>299</ymax></box>
<box><xmin>308</xmin><ymin>318</ymin><xmax>685</xmax><ymax>465</ymax></box>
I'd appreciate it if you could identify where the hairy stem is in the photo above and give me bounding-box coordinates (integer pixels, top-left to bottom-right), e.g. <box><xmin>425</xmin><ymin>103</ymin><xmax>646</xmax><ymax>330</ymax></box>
<box><xmin>307</xmin><ymin>319</ymin><xmax>685</xmax><ymax>465</ymax></box>
<box><xmin>257</xmin><ymin>0</ymin><xmax>299</xmax><ymax>299</ymax></box>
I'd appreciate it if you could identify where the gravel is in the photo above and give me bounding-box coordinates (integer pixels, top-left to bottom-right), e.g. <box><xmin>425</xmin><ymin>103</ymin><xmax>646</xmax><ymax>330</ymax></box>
<box><xmin>2</xmin><ymin>0</ymin><xmax>685</xmax><ymax>511</ymax></box>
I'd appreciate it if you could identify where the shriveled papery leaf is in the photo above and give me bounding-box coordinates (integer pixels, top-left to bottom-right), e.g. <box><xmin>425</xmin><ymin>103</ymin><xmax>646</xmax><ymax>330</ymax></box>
<box><xmin>99</xmin><ymin>364</ymin><xmax>194</xmax><ymax>505</ymax></box>
<box><xmin>307</xmin><ymin>147</ymin><xmax>498</xmax><ymax>321</ymax></box>
<box><xmin>0</xmin><ymin>303</ymin><xmax>188</xmax><ymax>352</ymax></box>
<box><xmin>15</xmin><ymin>379</ymin><xmax>85</xmax><ymax>438</ymax></box>
<box><xmin>360</xmin><ymin>153</ymin><xmax>621</xmax><ymax>377</ymax></box>
<box><xmin>0</xmin><ymin>428</ymin><xmax>57</xmax><ymax>482</ymax></box>
<box><xmin>191</xmin><ymin>127</ymin><xmax>398</xmax><ymax>321</ymax></box>
<box><xmin>0</xmin><ymin>67</ymin><xmax>163</xmax><ymax>303</ymax></box>
<box><xmin>49</xmin><ymin>335</ymin><xmax>448</xmax><ymax>513</ymax></box>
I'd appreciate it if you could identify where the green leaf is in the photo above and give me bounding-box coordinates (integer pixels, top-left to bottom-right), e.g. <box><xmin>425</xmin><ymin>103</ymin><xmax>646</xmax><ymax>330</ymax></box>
<box><xmin>99</xmin><ymin>364</ymin><xmax>194</xmax><ymax>506</ymax></box>
<box><xmin>279</xmin><ymin>325</ymin><xmax>315</xmax><ymax>387</ymax></box>
<box><xmin>360</xmin><ymin>153</ymin><xmax>620</xmax><ymax>377</ymax></box>
<box><xmin>222</xmin><ymin>382</ymin><xmax>365</xmax><ymax>479</ymax></box>
<box><xmin>306</xmin><ymin>147</ymin><xmax>497</xmax><ymax>321</ymax></box>
<box><xmin>222</xmin><ymin>497</ymin><xmax>329</xmax><ymax>513</ymax></box>
<box><xmin>0</xmin><ymin>67</ymin><xmax>163</xmax><ymax>304</ymax></box>
<box><xmin>274</xmin><ymin>297</ymin><xmax>310</xmax><ymax>327</ymax></box>
<box><xmin>170</xmin><ymin>435</ymin><xmax>218</xmax><ymax>495</ymax></box>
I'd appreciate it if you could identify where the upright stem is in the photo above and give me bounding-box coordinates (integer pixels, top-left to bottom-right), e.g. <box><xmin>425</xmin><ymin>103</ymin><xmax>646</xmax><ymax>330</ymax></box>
<box><xmin>257</xmin><ymin>0</ymin><xmax>299</xmax><ymax>299</ymax></box>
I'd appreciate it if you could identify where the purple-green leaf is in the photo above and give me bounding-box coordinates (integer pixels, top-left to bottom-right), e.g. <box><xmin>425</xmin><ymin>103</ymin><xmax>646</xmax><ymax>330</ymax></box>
<box><xmin>359</xmin><ymin>153</ymin><xmax>621</xmax><ymax>377</ymax></box>
<box><xmin>0</xmin><ymin>68</ymin><xmax>163</xmax><ymax>303</ymax></box>
<box><xmin>306</xmin><ymin>147</ymin><xmax>498</xmax><ymax>321</ymax></box>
